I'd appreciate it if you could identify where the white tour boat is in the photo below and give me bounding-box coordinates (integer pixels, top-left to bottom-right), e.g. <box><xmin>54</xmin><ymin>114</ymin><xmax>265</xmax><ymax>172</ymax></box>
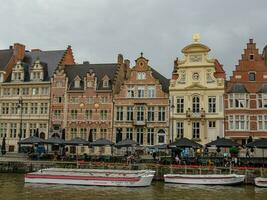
<box><xmin>164</xmin><ymin>174</ymin><xmax>245</xmax><ymax>185</ymax></box>
<box><xmin>25</xmin><ymin>168</ymin><xmax>155</xmax><ymax>187</ymax></box>
<box><xmin>255</xmin><ymin>177</ymin><xmax>267</xmax><ymax>187</ymax></box>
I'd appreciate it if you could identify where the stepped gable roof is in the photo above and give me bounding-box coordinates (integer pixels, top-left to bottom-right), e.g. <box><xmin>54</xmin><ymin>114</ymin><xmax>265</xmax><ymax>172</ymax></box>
<box><xmin>151</xmin><ymin>68</ymin><xmax>170</xmax><ymax>93</ymax></box>
<box><xmin>0</xmin><ymin>49</ymin><xmax>13</xmax><ymax>71</ymax></box>
<box><xmin>227</xmin><ymin>83</ymin><xmax>248</xmax><ymax>93</ymax></box>
<box><xmin>64</xmin><ymin>63</ymin><xmax>118</xmax><ymax>90</ymax></box>
<box><xmin>257</xmin><ymin>84</ymin><xmax>267</xmax><ymax>93</ymax></box>
<box><xmin>23</xmin><ymin>50</ymin><xmax>65</xmax><ymax>79</ymax></box>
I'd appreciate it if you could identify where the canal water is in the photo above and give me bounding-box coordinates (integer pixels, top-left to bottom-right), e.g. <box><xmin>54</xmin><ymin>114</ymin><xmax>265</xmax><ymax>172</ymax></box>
<box><xmin>0</xmin><ymin>173</ymin><xmax>266</xmax><ymax>200</ymax></box>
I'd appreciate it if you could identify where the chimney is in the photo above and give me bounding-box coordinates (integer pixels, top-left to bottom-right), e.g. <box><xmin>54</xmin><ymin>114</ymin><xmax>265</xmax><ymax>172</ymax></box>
<box><xmin>117</xmin><ymin>54</ymin><xmax>124</xmax><ymax>64</ymax></box>
<box><xmin>83</xmin><ymin>61</ymin><xmax>89</xmax><ymax>65</ymax></box>
<box><xmin>263</xmin><ymin>45</ymin><xmax>267</xmax><ymax>65</ymax></box>
<box><xmin>9</xmin><ymin>46</ymin><xmax>13</xmax><ymax>50</ymax></box>
<box><xmin>13</xmin><ymin>43</ymin><xmax>25</xmax><ymax>60</ymax></box>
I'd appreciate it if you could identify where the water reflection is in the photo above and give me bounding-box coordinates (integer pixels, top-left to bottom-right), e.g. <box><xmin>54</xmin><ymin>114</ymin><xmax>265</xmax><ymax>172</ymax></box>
<box><xmin>0</xmin><ymin>174</ymin><xmax>266</xmax><ymax>200</ymax></box>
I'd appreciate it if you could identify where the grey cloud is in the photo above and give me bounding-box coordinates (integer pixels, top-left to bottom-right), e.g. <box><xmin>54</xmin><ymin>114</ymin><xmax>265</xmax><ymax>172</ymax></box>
<box><xmin>0</xmin><ymin>0</ymin><xmax>267</xmax><ymax>78</ymax></box>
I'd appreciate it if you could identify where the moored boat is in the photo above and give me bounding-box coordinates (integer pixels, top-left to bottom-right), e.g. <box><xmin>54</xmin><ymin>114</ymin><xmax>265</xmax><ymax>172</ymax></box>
<box><xmin>25</xmin><ymin>168</ymin><xmax>155</xmax><ymax>187</ymax></box>
<box><xmin>164</xmin><ymin>174</ymin><xmax>245</xmax><ymax>185</ymax></box>
<box><xmin>255</xmin><ymin>177</ymin><xmax>267</xmax><ymax>187</ymax></box>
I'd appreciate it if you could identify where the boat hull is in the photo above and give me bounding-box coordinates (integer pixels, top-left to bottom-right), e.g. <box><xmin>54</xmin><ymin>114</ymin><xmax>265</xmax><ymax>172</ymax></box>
<box><xmin>255</xmin><ymin>177</ymin><xmax>267</xmax><ymax>187</ymax></box>
<box><xmin>25</xmin><ymin>168</ymin><xmax>155</xmax><ymax>187</ymax></box>
<box><xmin>164</xmin><ymin>174</ymin><xmax>245</xmax><ymax>185</ymax></box>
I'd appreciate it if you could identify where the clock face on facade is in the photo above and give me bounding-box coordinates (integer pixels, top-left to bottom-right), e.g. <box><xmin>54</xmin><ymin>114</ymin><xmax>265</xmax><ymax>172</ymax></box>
<box><xmin>192</xmin><ymin>72</ymin><xmax>199</xmax><ymax>81</ymax></box>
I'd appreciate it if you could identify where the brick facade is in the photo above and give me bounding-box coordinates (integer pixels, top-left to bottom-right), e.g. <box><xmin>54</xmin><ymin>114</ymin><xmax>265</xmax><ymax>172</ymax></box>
<box><xmin>225</xmin><ymin>39</ymin><xmax>267</xmax><ymax>144</ymax></box>
<box><xmin>113</xmin><ymin>54</ymin><xmax>169</xmax><ymax>146</ymax></box>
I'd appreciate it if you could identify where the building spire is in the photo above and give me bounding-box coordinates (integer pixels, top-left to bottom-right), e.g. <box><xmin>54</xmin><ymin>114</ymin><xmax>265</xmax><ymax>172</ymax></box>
<box><xmin>193</xmin><ymin>33</ymin><xmax>201</xmax><ymax>43</ymax></box>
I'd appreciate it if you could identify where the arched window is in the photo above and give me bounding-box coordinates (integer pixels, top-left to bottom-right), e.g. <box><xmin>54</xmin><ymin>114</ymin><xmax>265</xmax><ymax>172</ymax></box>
<box><xmin>192</xmin><ymin>96</ymin><xmax>200</xmax><ymax>113</ymax></box>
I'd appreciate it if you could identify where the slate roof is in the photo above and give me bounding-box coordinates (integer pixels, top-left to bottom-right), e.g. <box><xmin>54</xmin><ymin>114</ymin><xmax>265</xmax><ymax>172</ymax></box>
<box><xmin>23</xmin><ymin>50</ymin><xmax>65</xmax><ymax>78</ymax></box>
<box><xmin>228</xmin><ymin>83</ymin><xmax>248</xmax><ymax>93</ymax></box>
<box><xmin>151</xmin><ymin>68</ymin><xmax>170</xmax><ymax>93</ymax></box>
<box><xmin>257</xmin><ymin>84</ymin><xmax>267</xmax><ymax>93</ymax></box>
<box><xmin>0</xmin><ymin>49</ymin><xmax>13</xmax><ymax>70</ymax></box>
<box><xmin>64</xmin><ymin>63</ymin><xmax>118</xmax><ymax>90</ymax></box>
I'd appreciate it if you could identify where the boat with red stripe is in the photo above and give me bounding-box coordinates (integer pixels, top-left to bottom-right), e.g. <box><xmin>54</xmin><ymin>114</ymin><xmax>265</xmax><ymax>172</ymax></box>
<box><xmin>25</xmin><ymin>168</ymin><xmax>155</xmax><ymax>187</ymax></box>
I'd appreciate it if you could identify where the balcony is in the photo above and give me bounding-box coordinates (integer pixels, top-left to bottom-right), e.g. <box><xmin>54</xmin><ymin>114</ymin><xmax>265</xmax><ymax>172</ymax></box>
<box><xmin>186</xmin><ymin>108</ymin><xmax>206</xmax><ymax>125</ymax></box>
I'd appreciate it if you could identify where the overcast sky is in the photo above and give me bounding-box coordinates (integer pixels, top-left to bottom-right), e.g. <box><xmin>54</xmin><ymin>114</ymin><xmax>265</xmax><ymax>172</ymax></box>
<box><xmin>1</xmin><ymin>0</ymin><xmax>266</xmax><ymax>78</ymax></box>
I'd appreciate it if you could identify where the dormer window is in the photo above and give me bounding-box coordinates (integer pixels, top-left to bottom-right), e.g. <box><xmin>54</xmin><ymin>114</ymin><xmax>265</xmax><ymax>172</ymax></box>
<box><xmin>12</xmin><ymin>61</ymin><xmax>24</xmax><ymax>81</ymax></box>
<box><xmin>103</xmin><ymin>80</ymin><xmax>109</xmax><ymax>88</ymax></box>
<box><xmin>137</xmin><ymin>72</ymin><xmax>146</xmax><ymax>80</ymax></box>
<box><xmin>30</xmin><ymin>60</ymin><xmax>44</xmax><ymax>81</ymax></box>
<box><xmin>248</xmin><ymin>72</ymin><xmax>256</xmax><ymax>81</ymax></box>
<box><xmin>74</xmin><ymin>76</ymin><xmax>81</xmax><ymax>88</ymax></box>
<box><xmin>102</xmin><ymin>75</ymin><xmax>110</xmax><ymax>88</ymax></box>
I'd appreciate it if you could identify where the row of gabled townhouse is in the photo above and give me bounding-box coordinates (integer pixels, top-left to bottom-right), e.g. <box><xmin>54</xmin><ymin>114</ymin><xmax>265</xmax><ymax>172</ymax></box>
<box><xmin>0</xmin><ymin>35</ymin><xmax>267</xmax><ymax>153</ymax></box>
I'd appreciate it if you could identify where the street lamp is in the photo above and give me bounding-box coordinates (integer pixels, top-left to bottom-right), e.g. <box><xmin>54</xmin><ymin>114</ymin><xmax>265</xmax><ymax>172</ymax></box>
<box><xmin>17</xmin><ymin>96</ymin><xmax>23</xmax><ymax>153</ymax></box>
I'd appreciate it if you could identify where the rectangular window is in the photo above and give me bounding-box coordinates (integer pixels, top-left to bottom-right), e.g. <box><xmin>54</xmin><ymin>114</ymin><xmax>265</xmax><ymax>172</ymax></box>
<box><xmin>258</xmin><ymin>115</ymin><xmax>267</xmax><ymax>130</ymax></box>
<box><xmin>158</xmin><ymin>106</ymin><xmax>166</xmax><ymax>121</ymax></box>
<box><xmin>192</xmin><ymin>122</ymin><xmax>200</xmax><ymax>139</ymax></box>
<box><xmin>137</xmin><ymin>72</ymin><xmax>146</xmax><ymax>80</ymax></box>
<box><xmin>1</xmin><ymin>103</ymin><xmax>9</xmax><ymax>114</ymax></box>
<box><xmin>136</xmin><ymin>106</ymin><xmax>144</xmax><ymax>121</ymax></box>
<box><xmin>176</xmin><ymin>97</ymin><xmax>184</xmax><ymax>113</ymax></box>
<box><xmin>0</xmin><ymin>123</ymin><xmax>7</xmax><ymax>138</ymax></box>
<box><xmin>54</xmin><ymin>110</ymin><xmax>61</xmax><ymax>119</ymax></box>
<box><xmin>127</xmin><ymin>86</ymin><xmax>135</xmax><ymax>98</ymax></box>
<box><xmin>208</xmin><ymin>96</ymin><xmax>216</xmax><ymax>113</ymax></box>
<box><xmin>31</xmin><ymin>103</ymin><xmax>38</xmax><ymax>114</ymax></box>
<box><xmin>208</xmin><ymin>121</ymin><xmax>216</xmax><ymax>128</ymax></box>
<box><xmin>137</xmin><ymin>86</ymin><xmax>145</xmax><ymax>98</ymax></box>
<box><xmin>229</xmin><ymin>115</ymin><xmax>249</xmax><ymax>130</ymax></box>
<box><xmin>80</xmin><ymin>128</ymin><xmax>87</xmax><ymax>140</ymax></box>
<box><xmin>100</xmin><ymin>96</ymin><xmax>108</xmax><ymax>103</ymax></box>
<box><xmin>40</xmin><ymin>103</ymin><xmax>48</xmax><ymax>114</ymax></box>
<box><xmin>229</xmin><ymin>94</ymin><xmax>248</xmax><ymax>108</ymax></box>
<box><xmin>136</xmin><ymin>128</ymin><xmax>144</xmax><ymax>145</ymax></box>
<box><xmin>147</xmin><ymin>107</ymin><xmax>155</xmax><ymax>122</ymax></box>
<box><xmin>55</xmin><ymin>96</ymin><xmax>62</xmax><ymax>103</ymax></box>
<box><xmin>147</xmin><ymin>86</ymin><xmax>156</xmax><ymax>98</ymax></box>
<box><xmin>258</xmin><ymin>94</ymin><xmax>267</xmax><ymax>108</ymax></box>
<box><xmin>71</xmin><ymin>110</ymin><xmax>78</xmax><ymax>120</ymax></box>
<box><xmin>10</xmin><ymin>123</ymin><xmax>17</xmax><ymax>138</ymax></box>
<box><xmin>126</xmin><ymin>128</ymin><xmax>133</xmax><ymax>140</ymax></box>
<box><xmin>32</xmin><ymin>88</ymin><xmax>39</xmax><ymax>95</ymax></box>
<box><xmin>176</xmin><ymin>122</ymin><xmax>184</xmax><ymax>138</ymax></box>
<box><xmin>29</xmin><ymin>123</ymin><xmax>36</xmax><ymax>136</ymax></box>
<box><xmin>22</xmin><ymin>88</ymin><xmax>29</xmax><ymax>95</ymax></box>
<box><xmin>70</xmin><ymin>128</ymin><xmax>77</xmax><ymax>138</ymax></box>
<box><xmin>147</xmin><ymin>128</ymin><xmax>154</xmax><ymax>145</ymax></box>
<box><xmin>127</xmin><ymin>106</ymin><xmax>133</xmax><ymax>121</ymax></box>
<box><xmin>85</xmin><ymin>110</ymin><xmax>93</xmax><ymax>120</ymax></box>
<box><xmin>100</xmin><ymin>110</ymin><xmax>108</xmax><ymax>120</ymax></box>
<box><xmin>116</xmin><ymin>106</ymin><xmax>124</xmax><ymax>121</ymax></box>
<box><xmin>100</xmin><ymin>128</ymin><xmax>107</xmax><ymax>139</ymax></box>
